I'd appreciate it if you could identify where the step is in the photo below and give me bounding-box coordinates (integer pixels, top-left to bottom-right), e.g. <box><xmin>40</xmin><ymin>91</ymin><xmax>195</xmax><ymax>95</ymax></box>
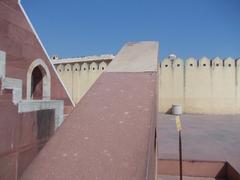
<box><xmin>1</xmin><ymin>77</ymin><xmax>22</xmax><ymax>104</ymax></box>
<box><xmin>157</xmin><ymin>160</ymin><xmax>240</xmax><ymax>180</ymax></box>
<box><xmin>158</xmin><ymin>175</ymin><xmax>225</xmax><ymax>180</ymax></box>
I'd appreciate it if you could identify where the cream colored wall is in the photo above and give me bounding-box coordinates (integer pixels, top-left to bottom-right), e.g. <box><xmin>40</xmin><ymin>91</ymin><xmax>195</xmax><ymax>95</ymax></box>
<box><xmin>159</xmin><ymin>57</ymin><xmax>240</xmax><ymax>114</ymax></box>
<box><xmin>55</xmin><ymin>56</ymin><xmax>240</xmax><ymax>114</ymax></box>
<box><xmin>55</xmin><ymin>61</ymin><xmax>109</xmax><ymax>104</ymax></box>
<box><xmin>237</xmin><ymin>60</ymin><xmax>240</xmax><ymax>111</ymax></box>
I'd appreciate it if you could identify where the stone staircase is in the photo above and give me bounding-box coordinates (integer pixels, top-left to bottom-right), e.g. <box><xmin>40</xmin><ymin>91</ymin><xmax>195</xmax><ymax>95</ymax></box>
<box><xmin>0</xmin><ymin>50</ymin><xmax>70</xmax><ymax>129</ymax></box>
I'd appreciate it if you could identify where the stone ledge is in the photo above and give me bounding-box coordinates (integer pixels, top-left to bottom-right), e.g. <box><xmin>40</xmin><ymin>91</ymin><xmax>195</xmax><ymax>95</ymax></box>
<box><xmin>18</xmin><ymin>100</ymin><xmax>64</xmax><ymax>129</ymax></box>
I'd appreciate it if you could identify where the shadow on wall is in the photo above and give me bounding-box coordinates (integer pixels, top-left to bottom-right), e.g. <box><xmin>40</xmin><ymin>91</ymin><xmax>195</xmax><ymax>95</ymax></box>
<box><xmin>37</xmin><ymin>110</ymin><xmax>55</xmax><ymax>142</ymax></box>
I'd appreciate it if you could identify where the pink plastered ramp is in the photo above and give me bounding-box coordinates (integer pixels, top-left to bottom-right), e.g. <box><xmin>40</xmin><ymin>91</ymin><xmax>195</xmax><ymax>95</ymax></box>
<box><xmin>21</xmin><ymin>42</ymin><xmax>159</xmax><ymax>180</ymax></box>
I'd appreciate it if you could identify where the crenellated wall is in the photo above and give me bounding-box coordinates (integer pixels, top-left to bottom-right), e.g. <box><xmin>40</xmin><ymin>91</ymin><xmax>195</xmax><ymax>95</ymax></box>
<box><xmin>54</xmin><ymin>55</ymin><xmax>240</xmax><ymax>114</ymax></box>
<box><xmin>53</xmin><ymin>56</ymin><xmax>113</xmax><ymax>104</ymax></box>
<box><xmin>159</xmin><ymin>56</ymin><xmax>240</xmax><ymax>114</ymax></box>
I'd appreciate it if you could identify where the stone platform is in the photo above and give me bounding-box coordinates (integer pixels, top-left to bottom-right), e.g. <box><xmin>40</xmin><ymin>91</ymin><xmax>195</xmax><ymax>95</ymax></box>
<box><xmin>157</xmin><ymin>113</ymin><xmax>240</xmax><ymax>179</ymax></box>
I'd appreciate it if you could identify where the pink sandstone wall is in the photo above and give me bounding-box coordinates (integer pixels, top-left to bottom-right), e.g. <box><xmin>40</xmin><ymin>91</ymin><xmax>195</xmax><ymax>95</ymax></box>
<box><xmin>0</xmin><ymin>0</ymin><xmax>74</xmax><ymax>179</ymax></box>
<box><xmin>0</xmin><ymin>89</ymin><xmax>55</xmax><ymax>179</ymax></box>
<box><xmin>21</xmin><ymin>42</ymin><xmax>158</xmax><ymax>180</ymax></box>
<box><xmin>0</xmin><ymin>0</ymin><xmax>73</xmax><ymax>105</ymax></box>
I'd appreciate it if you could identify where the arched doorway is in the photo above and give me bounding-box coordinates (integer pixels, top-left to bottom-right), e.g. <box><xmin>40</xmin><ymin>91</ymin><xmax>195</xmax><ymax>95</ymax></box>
<box><xmin>31</xmin><ymin>66</ymin><xmax>44</xmax><ymax>99</ymax></box>
<box><xmin>27</xmin><ymin>59</ymin><xmax>51</xmax><ymax>100</ymax></box>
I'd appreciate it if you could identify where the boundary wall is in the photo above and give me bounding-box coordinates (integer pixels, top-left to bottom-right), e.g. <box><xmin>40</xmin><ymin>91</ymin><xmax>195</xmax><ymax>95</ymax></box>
<box><xmin>53</xmin><ymin>56</ymin><xmax>113</xmax><ymax>104</ymax></box>
<box><xmin>159</xmin><ymin>56</ymin><xmax>240</xmax><ymax>114</ymax></box>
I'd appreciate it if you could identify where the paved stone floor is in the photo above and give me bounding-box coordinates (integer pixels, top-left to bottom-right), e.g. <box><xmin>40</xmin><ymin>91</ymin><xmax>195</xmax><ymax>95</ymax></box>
<box><xmin>157</xmin><ymin>113</ymin><xmax>240</xmax><ymax>173</ymax></box>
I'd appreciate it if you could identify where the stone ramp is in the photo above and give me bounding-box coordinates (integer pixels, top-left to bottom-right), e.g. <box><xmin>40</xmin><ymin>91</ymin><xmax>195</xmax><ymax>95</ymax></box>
<box><xmin>21</xmin><ymin>41</ymin><xmax>159</xmax><ymax>180</ymax></box>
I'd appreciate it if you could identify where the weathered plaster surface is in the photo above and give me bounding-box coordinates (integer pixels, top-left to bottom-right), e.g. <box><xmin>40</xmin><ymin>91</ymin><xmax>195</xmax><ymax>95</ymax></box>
<box><xmin>54</xmin><ymin>57</ymin><xmax>112</xmax><ymax>104</ymax></box>
<box><xmin>106</xmin><ymin>41</ymin><xmax>159</xmax><ymax>72</ymax></box>
<box><xmin>19</xmin><ymin>100</ymin><xmax>64</xmax><ymax>128</ymax></box>
<box><xmin>159</xmin><ymin>56</ymin><xmax>240</xmax><ymax>114</ymax></box>
<box><xmin>21</xmin><ymin>42</ymin><xmax>158</xmax><ymax>180</ymax></box>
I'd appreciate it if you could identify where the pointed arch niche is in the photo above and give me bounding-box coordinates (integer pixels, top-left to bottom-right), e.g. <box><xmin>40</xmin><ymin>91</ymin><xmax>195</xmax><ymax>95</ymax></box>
<box><xmin>27</xmin><ymin>59</ymin><xmax>51</xmax><ymax>100</ymax></box>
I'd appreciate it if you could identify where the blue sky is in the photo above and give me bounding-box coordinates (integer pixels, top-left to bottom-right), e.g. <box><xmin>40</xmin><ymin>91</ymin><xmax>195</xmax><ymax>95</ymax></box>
<box><xmin>22</xmin><ymin>0</ymin><xmax>240</xmax><ymax>60</ymax></box>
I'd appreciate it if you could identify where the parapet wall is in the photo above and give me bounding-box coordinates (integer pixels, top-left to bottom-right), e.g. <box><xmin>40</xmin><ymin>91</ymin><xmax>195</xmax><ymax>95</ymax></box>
<box><xmin>159</xmin><ymin>57</ymin><xmax>240</xmax><ymax>114</ymax></box>
<box><xmin>54</xmin><ymin>58</ymin><xmax>112</xmax><ymax>104</ymax></box>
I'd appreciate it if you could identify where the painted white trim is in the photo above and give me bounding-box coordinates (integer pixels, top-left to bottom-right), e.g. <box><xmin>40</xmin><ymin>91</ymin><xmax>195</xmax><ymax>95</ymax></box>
<box><xmin>1</xmin><ymin>77</ymin><xmax>22</xmax><ymax>105</ymax></box>
<box><xmin>26</xmin><ymin>59</ymin><xmax>51</xmax><ymax>100</ymax></box>
<box><xmin>0</xmin><ymin>50</ymin><xmax>6</xmax><ymax>79</ymax></box>
<box><xmin>18</xmin><ymin>2</ymin><xmax>75</xmax><ymax>106</ymax></box>
<box><xmin>18</xmin><ymin>100</ymin><xmax>64</xmax><ymax>129</ymax></box>
<box><xmin>0</xmin><ymin>50</ymin><xmax>22</xmax><ymax>105</ymax></box>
